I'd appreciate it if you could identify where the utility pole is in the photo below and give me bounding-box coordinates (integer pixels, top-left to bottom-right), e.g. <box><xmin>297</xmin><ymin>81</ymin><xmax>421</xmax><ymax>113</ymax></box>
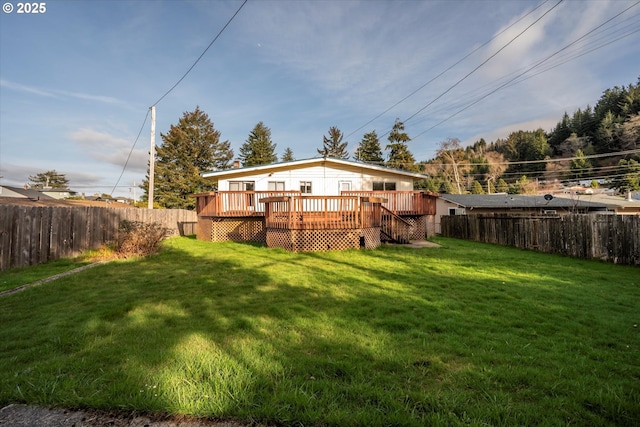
<box><xmin>147</xmin><ymin>106</ymin><xmax>156</xmax><ymax>209</ymax></box>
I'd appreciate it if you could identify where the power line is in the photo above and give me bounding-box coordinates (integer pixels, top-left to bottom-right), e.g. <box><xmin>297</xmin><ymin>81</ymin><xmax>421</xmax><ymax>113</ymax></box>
<box><xmin>406</xmin><ymin>12</ymin><xmax>640</xmax><ymax>130</ymax></box>
<box><xmin>388</xmin><ymin>0</ymin><xmax>564</xmax><ymax>140</ymax></box>
<box><xmin>152</xmin><ymin>0</ymin><xmax>248</xmax><ymax>107</ymax></box>
<box><xmin>109</xmin><ymin>109</ymin><xmax>150</xmax><ymax>196</ymax></box>
<box><xmin>344</xmin><ymin>0</ymin><xmax>552</xmax><ymax>140</ymax></box>
<box><xmin>109</xmin><ymin>0</ymin><xmax>248</xmax><ymax>196</ymax></box>
<box><xmin>411</xmin><ymin>0</ymin><xmax>640</xmax><ymax>140</ymax></box>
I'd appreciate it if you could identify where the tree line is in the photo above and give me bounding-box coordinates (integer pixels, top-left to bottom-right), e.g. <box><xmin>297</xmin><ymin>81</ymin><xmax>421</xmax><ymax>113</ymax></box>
<box><xmin>147</xmin><ymin>78</ymin><xmax>638</xmax><ymax>208</ymax></box>
<box><xmin>138</xmin><ymin>108</ymin><xmax>424</xmax><ymax>209</ymax></box>
<box><xmin>26</xmin><ymin>78</ymin><xmax>638</xmax><ymax>210</ymax></box>
<box><xmin>424</xmin><ymin>77</ymin><xmax>640</xmax><ymax>195</ymax></box>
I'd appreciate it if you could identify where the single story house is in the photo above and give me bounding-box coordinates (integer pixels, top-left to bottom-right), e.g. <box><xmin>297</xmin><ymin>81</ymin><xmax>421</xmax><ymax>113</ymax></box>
<box><xmin>39</xmin><ymin>188</ymin><xmax>77</xmax><ymax>199</ymax></box>
<box><xmin>0</xmin><ymin>185</ymin><xmax>55</xmax><ymax>200</ymax></box>
<box><xmin>202</xmin><ymin>157</ymin><xmax>424</xmax><ymax>194</ymax></box>
<box><xmin>194</xmin><ymin>157</ymin><xmax>438</xmax><ymax>251</ymax></box>
<box><xmin>558</xmin><ymin>192</ymin><xmax>640</xmax><ymax>215</ymax></box>
<box><xmin>435</xmin><ymin>193</ymin><xmax>609</xmax><ymax>234</ymax></box>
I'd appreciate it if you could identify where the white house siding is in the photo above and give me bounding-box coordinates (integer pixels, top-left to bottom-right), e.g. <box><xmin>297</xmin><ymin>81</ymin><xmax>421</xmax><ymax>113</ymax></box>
<box><xmin>218</xmin><ymin>164</ymin><xmax>414</xmax><ymax>196</ymax></box>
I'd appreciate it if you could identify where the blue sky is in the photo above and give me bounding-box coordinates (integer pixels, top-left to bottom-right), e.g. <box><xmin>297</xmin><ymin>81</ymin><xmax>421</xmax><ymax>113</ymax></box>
<box><xmin>1</xmin><ymin>0</ymin><xmax>639</xmax><ymax>198</ymax></box>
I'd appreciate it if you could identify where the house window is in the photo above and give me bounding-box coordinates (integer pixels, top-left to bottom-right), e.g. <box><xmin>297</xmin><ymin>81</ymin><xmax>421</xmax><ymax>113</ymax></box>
<box><xmin>229</xmin><ymin>181</ymin><xmax>255</xmax><ymax>191</ymax></box>
<box><xmin>373</xmin><ymin>182</ymin><xmax>397</xmax><ymax>191</ymax></box>
<box><xmin>300</xmin><ymin>181</ymin><xmax>312</xmax><ymax>194</ymax></box>
<box><xmin>268</xmin><ymin>181</ymin><xmax>285</xmax><ymax>191</ymax></box>
<box><xmin>339</xmin><ymin>181</ymin><xmax>352</xmax><ymax>192</ymax></box>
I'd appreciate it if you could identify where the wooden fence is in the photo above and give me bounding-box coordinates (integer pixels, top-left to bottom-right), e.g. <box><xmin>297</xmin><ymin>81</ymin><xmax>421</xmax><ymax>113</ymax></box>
<box><xmin>440</xmin><ymin>214</ymin><xmax>640</xmax><ymax>266</ymax></box>
<box><xmin>0</xmin><ymin>205</ymin><xmax>198</xmax><ymax>270</ymax></box>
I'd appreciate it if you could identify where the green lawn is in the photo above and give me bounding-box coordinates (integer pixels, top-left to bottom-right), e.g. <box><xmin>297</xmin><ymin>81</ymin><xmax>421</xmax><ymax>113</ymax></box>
<box><xmin>0</xmin><ymin>258</ymin><xmax>91</xmax><ymax>293</ymax></box>
<box><xmin>0</xmin><ymin>237</ymin><xmax>638</xmax><ymax>426</ymax></box>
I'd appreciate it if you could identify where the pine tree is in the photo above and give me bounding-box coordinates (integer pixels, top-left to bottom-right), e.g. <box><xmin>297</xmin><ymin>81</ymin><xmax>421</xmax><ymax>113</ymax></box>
<box><xmin>570</xmin><ymin>149</ymin><xmax>593</xmax><ymax>180</ymax></box>
<box><xmin>496</xmin><ymin>178</ymin><xmax>508</xmax><ymax>193</ymax></box>
<box><xmin>141</xmin><ymin>107</ymin><xmax>233</xmax><ymax>210</ymax></box>
<box><xmin>318</xmin><ymin>126</ymin><xmax>349</xmax><ymax>159</ymax></box>
<box><xmin>386</xmin><ymin>119</ymin><xmax>418</xmax><ymax>171</ymax></box>
<box><xmin>239</xmin><ymin>122</ymin><xmax>277</xmax><ymax>167</ymax></box>
<box><xmin>612</xmin><ymin>159</ymin><xmax>640</xmax><ymax>192</ymax></box>
<box><xmin>281</xmin><ymin>147</ymin><xmax>295</xmax><ymax>162</ymax></box>
<box><xmin>354</xmin><ymin>130</ymin><xmax>384</xmax><ymax>164</ymax></box>
<box><xmin>471</xmin><ymin>180</ymin><xmax>485</xmax><ymax>194</ymax></box>
<box><xmin>28</xmin><ymin>170</ymin><xmax>69</xmax><ymax>189</ymax></box>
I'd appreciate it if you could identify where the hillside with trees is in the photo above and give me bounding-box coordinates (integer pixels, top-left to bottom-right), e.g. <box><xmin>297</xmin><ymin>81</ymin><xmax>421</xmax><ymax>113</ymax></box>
<box><xmin>420</xmin><ymin>78</ymin><xmax>640</xmax><ymax>194</ymax></box>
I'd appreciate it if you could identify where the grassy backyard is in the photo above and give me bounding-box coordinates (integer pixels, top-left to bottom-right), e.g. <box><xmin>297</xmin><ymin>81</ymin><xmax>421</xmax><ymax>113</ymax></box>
<box><xmin>0</xmin><ymin>237</ymin><xmax>638</xmax><ymax>426</ymax></box>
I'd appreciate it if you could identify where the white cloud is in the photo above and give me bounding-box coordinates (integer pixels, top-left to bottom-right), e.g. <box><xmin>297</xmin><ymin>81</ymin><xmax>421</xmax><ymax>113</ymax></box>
<box><xmin>69</xmin><ymin>128</ymin><xmax>148</xmax><ymax>173</ymax></box>
<box><xmin>0</xmin><ymin>79</ymin><xmax>56</xmax><ymax>98</ymax></box>
<box><xmin>463</xmin><ymin>116</ymin><xmax>560</xmax><ymax>147</ymax></box>
<box><xmin>0</xmin><ymin>78</ymin><xmax>129</xmax><ymax>106</ymax></box>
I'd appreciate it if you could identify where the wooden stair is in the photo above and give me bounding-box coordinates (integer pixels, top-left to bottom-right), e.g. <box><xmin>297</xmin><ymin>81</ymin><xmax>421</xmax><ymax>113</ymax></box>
<box><xmin>380</xmin><ymin>206</ymin><xmax>411</xmax><ymax>244</ymax></box>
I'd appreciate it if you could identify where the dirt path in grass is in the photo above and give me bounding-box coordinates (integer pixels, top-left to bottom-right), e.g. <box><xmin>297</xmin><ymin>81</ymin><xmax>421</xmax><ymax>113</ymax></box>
<box><xmin>0</xmin><ymin>262</ymin><xmax>106</xmax><ymax>298</ymax></box>
<box><xmin>0</xmin><ymin>404</ymin><xmax>259</xmax><ymax>427</ymax></box>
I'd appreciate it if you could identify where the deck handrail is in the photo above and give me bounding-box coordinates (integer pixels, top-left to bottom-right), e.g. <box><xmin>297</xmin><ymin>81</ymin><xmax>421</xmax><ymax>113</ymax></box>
<box><xmin>380</xmin><ymin>206</ymin><xmax>411</xmax><ymax>243</ymax></box>
<box><xmin>262</xmin><ymin>195</ymin><xmax>362</xmax><ymax>230</ymax></box>
<box><xmin>194</xmin><ymin>190</ymin><xmax>437</xmax><ymax>217</ymax></box>
<box><xmin>193</xmin><ymin>191</ymin><xmax>302</xmax><ymax>216</ymax></box>
<box><xmin>342</xmin><ymin>190</ymin><xmax>436</xmax><ymax>215</ymax></box>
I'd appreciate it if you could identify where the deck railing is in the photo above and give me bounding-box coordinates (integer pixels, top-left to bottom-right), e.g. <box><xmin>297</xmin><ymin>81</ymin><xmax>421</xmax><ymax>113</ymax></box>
<box><xmin>380</xmin><ymin>206</ymin><xmax>411</xmax><ymax>243</ymax></box>
<box><xmin>262</xmin><ymin>195</ymin><xmax>362</xmax><ymax>230</ymax></box>
<box><xmin>193</xmin><ymin>191</ymin><xmax>302</xmax><ymax>217</ymax></box>
<box><xmin>341</xmin><ymin>191</ymin><xmax>437</xmax><ymax>215</ymax></box>
<box><xmin>194</xmin><ymin>190</ymin><xmax>437</xmax><ymax>217</ymax></box>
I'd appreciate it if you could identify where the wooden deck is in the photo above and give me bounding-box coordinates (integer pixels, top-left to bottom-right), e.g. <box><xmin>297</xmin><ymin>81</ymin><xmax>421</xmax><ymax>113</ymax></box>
<box><xmin>260</xmin><ymin>195</ymin><xmax>380</xmax><ymax>230</ymax></box>
<box><xmin>193</xmin><ymin>191</ymin><xmax>437</xmax><ymax>249</ymax></box>
<box><xmin>194</xmin><ymin>191</ymin><xmax>302</xmax><ymax>217</ymax></box>
<box><xmin>193</xmin><ymin>190</ymin><xmax>436</xmax><ymax>219</ymax></box>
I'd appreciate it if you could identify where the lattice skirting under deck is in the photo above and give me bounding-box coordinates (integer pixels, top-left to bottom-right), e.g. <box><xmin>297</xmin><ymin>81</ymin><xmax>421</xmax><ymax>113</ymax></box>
<box><xmin>361</xmin><ymin>227</ymin><xmax>381</xmax><ymax>249</ymax></box>
<box><xmin>266</xmin><ymin>228</ymin><xmax>382</xmax><ymax>252</ymax></box>
<box><xmin>197</xmin><ymin>217</ymin><xmax>266</xmax><ymax>243</ymax></box>
<box><xmin>403</xmin><ymin>215</ymin><xmax>429</xmax><ymax>240</ymax></box>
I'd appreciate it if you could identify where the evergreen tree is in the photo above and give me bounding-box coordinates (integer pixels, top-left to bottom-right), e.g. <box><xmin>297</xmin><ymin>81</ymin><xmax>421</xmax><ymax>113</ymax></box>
<box><xmin>281</xmin><ymin>147</ymin><xmax>295</xmax><ymax>162</ymax></box>
<box><xmin>28</xmin><ymin>170</ymin><xmax>69</xmax><ymax>189</ymax></box>
<box><xmin>239</xmin><ymin>122</ymin><xmax>277</xmax><ymax>167</ymax></box>
<box><xmin>487</xmin><ymin>180</ymin><xmax>496</xmax><ymax>194</ymax></box>
<box><xmin>504</xmin><ymin>130</ymin><xmax>550</xmax><ymax>175</ymax></box>
<box><xmin>386</xmin><ymin>118</ymin><xmax>418</xmax><ymax>171</ymax></box>
<box><xmin>570</xmin><ymin>149</ymin><xmax>593</xmax><ymax>180</ymax></box>
<box><xmin>141</xmin><ymin>107</ymin><xmax>233</xmax><ymax>210</ymax></box>
<box><xmin>354</xmin><ymin>130</ymin><xmax>384</xmax><ymax>164</ymax></box>
<box><xmin>548</xmin><ymin>112</ymin><xmax>572</xmax><ymax>154</ymax></box>
<box><xmin>496</xmin><ymin>178</ymin><xmax>508</xmax><ymax>193</ymax></box>
<box><xmin>612</xmin><ymin>158</ymin><xmax>640</xmax><ymax>192</ymax></box>
<box><xmin>471</xmin><ymin>180</ymin><xmax>485</xmax><ymax>194</ymax></box>
<box><xmin>318</xmin><ymin>126</ymin><xmax>349</xmax><ymax>159</ymax></box>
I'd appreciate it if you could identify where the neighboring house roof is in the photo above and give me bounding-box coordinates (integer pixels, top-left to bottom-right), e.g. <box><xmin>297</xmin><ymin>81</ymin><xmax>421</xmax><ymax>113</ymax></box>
<box><xmin>37</xmin><ymin>188</ymin><xmax>77</xmax><ymax>200</ymax></box>
<box><xmin>439</xmin><ymin>194</ymin><xmax>609</xmax><ymax>210</ymax></box>
<box><xmin>0</xmin><ymin>185</ymin><xmax>55</xmax><ymax>199</ymax></box>
<box><xmin>556</xmin><ymin>193</ymin><xmax>640</xmax><ymax>211</ymax></box>
<box><xmin>201</xmin><ymin>157</ymin><xmax>427</xmax><ymax>180</ymax></box>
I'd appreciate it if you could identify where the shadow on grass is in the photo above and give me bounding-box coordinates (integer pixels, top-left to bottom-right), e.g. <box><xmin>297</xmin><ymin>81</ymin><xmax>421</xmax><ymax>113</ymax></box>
<box><xmin>0</xmin><ymin>237</ymin><xmax>638</xmax><ymax>426</ymax></box>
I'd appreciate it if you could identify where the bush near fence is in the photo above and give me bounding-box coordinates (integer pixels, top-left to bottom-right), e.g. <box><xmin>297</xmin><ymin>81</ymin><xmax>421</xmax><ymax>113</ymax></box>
<box><xmin>0</xmin><ymin>205</ymin><xmax>197</xmax><ymax>270</ymax></box>
<box><xmin>441</xmin><ymin>213</ymin><xmax>640</xmax><ymax>266</ymax></box>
